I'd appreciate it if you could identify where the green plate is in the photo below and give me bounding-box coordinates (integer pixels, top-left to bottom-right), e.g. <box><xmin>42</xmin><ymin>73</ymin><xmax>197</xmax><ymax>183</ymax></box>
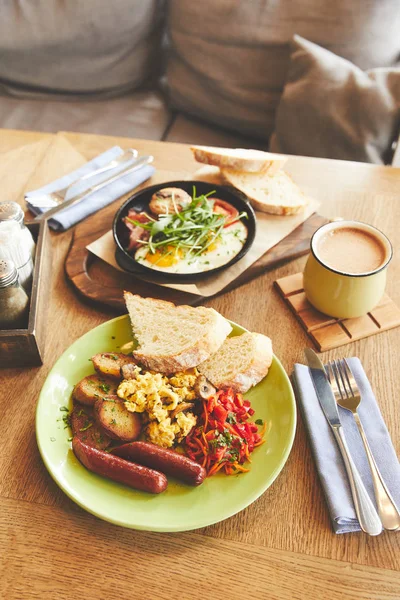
<box><xmin>36</xmin><ymin>315</ymin><xmax>296</xmax><ymax>532</ymax></box>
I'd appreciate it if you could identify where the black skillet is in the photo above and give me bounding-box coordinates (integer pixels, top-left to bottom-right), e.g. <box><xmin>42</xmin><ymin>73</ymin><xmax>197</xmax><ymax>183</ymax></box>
<box><xmin>112</xmin><ymin>180</ymin><xmax>256</xmax><ymax>284</ymax></box>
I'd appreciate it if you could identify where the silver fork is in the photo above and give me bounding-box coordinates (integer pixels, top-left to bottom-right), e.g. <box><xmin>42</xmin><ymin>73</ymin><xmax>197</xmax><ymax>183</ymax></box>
<box><xmin>326</xmin><ymin>359</ymin><xmax>400</xmax><ymax>531</ymax></box>
<box><xmin>26</xmin><ymin>148</ymin><xmax>138</xmax><ymax>209</ymax></box>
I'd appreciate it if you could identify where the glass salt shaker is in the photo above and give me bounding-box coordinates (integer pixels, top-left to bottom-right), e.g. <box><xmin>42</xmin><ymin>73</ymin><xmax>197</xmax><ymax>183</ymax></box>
<box><xmin>0</xmin><ymin>258</ymin><xmax>29</xmax><ymax>329</ymax></box>
<box><xmin>0</xmin><ymin>201</ymin><xmax>35</xmax><ymax>292</ymax></box>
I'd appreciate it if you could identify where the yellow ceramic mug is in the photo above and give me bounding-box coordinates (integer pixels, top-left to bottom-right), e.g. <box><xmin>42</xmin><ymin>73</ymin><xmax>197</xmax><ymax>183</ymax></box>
<box><xmin>303</xmin><ymin>220</ymin><xmax>392</xmax><ymax>319</ymax></box>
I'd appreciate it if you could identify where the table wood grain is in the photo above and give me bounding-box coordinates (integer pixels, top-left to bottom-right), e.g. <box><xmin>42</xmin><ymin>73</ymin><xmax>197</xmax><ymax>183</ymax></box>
<box><xmin>0</xmin><ymin>129</ymin><xmax>399</xmax><ymax>600</ymax></box>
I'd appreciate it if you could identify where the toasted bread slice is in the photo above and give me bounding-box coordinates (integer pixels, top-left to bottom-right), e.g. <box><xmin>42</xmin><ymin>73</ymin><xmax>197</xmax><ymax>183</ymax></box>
<box><xmin>72</xmin><ymin>374</ymin><xmax>119</xmax><ymax>406</ymax></box>
<box><xmin>221</xmin><ymin>169</ymin><xmax>309</xmax><ymax>215</ymax></box>
<box><xmin>124</xmin><ymin>292</ymin><xmax>232</xmax><ymax>374</ymax></box>
<box><xmin>198</xmin><ymin>332</ymin><xmax>273</xmax><ymax>394</ymax></box>
<box><xmin>94</xmin><ymin>396</ymin><xmax>142</xmax><ymax>442</ymax></box>
<box><xmin>91</xmin><ymin>353</ymin><xmax>136</xmax><ymax>379</ymax></box>
<box><xmin>191</xmin><ymin>146</ymin><xmax>287</xmax><ymax>174</ymax></box>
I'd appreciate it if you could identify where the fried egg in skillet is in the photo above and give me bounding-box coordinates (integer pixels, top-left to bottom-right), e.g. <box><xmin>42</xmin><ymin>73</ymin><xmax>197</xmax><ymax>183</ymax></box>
<box><xmin>126</xmin><ymin>187</ymin><xmax>248</xmax><ymax>274</ymax></box>
<box><xmin>134</xmin><ymin>220</ymin><xmax>248</xmax><ymax>274</ymax></box>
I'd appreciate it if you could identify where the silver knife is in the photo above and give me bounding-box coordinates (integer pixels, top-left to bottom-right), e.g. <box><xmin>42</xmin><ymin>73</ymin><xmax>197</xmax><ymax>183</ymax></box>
<box><xmin>31</xmin><ymin>154</ymin><xmax>154</xmax><ymax>223</ymax></box>
<box><xmin>304</xmin><ymin>348</ymin><xmax>382</xmax><ymax>536</ymax></box>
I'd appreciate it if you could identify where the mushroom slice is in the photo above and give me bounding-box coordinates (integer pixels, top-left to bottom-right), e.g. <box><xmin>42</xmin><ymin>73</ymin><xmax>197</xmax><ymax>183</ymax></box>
<box><xmin>121</xmin><ymin>363</ymin><xmax>140</xmax><ymax>380</ymax></box>
<box><xmin>194</xmin><ymin>375</ymin><xmax>216</xmax><ymax>400</ymax></box>
<box><xmin>149</xmin><ymin>187</ymin><xmax>191</xmax><ymax>215</ymax></box>
<box><xmin>170</xmin><ymin>402</ymin><xmax>195</xmax><ymax>419</ymax></box>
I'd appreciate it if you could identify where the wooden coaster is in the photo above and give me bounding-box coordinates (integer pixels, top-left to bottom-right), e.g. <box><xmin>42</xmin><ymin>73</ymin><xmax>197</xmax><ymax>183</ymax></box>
<box><xmin>275</xmin><ymin>273</ymin><xmax>400</xmax><ymax>351</ymax></box>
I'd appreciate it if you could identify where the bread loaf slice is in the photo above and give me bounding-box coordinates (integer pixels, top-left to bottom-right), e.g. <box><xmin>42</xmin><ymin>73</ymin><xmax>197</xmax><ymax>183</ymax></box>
<box><xmin>191</xmin><ymin>146</ymin><xmax>287</xmax><ymax>174</ymax></box>
<box><xmin>221</xmin><ymin>169</ymin><xmax>309</xmax><ymax>216</ymax></box>
<box><xmin>124</xmin><ymin>292</ymin><xmax>232</xmax><ymax>374</ymax></box>
<box><xmin>198</xmin><ymin>332</ymin><xmax>273</xmax><ymax>394</ymax></box>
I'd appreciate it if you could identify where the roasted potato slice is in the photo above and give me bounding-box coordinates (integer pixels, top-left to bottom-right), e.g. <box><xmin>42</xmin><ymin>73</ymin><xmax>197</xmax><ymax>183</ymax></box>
<box><xmin>94</xmin><ymin>396</ymin><xmax>142</xmax><ymax>442</ymax></box>
<box><xmin>70</xmin><ymin>404</ymin><xmax>111</xmax><ymax>450</ymax></box>
<box><xmin>91</xmin><ymin>353</ymin><xmax>136</xmax><ymax>379</ymax></box>
<box><xmin>72</xmin><ymin>374</ymin><xmax>118</xmax><ymax>406</ymax></box>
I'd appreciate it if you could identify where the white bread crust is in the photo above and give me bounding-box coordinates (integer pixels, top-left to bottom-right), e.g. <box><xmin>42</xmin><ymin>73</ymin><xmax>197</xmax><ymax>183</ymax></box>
<box><xmin>124</xmin><ymin>292</ymin><xmax>232</xmax><ymax>374</ymax></box>
<box><xmin>221</xmin><ymin>169</ymin><xmax>308</xmax><ymax>216</ymax></box>
<box><xmin>199</xmin><ymin>332</ymin><xmax>273</xmax><ymax>393</ymax></box>
<box><xmin>191</xmin><ymin>146</ymin><xmax>287</xmax><ymax>174</ymax></box>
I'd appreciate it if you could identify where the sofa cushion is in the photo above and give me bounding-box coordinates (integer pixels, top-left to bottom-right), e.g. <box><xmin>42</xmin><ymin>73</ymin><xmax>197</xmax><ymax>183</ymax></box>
<box><xmin>0</xmin><ymin>91</ymin><xmax>171</xmax><ymax>141</ymax></box>
<box><xmin>269</xmin><ymin>36</ymin><xmax>400</xmax><ymax>164</ymax></box>
<box><xmin>0</xmin><ymin>1</ymin><xmax>164</xmax><ymax>97</ymax></box>
<box><xmin>165</xmin><ymin>114</ymin><xmax>266</xmax><ymax>149</ymax></box>
<box><xmin>166</xmin><ymin>0</ymin><xmax>400</xmax><ymax>142</ymax></box>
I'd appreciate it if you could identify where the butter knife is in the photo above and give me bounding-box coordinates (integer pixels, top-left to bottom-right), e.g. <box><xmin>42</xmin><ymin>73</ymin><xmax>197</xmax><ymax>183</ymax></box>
<box><xmin>304</xmin><ymin>348</ymin><xmax>382</xmax><ymax>536</ymax></box>
<box><xmin>31</xmin><ymin>154</ymin><xmax>154</xmax><ymax>223</ymax></box>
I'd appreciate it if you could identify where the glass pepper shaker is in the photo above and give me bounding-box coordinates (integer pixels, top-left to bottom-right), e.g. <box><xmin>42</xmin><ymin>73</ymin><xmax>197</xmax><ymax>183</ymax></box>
<box><xmin>0</xmin><ymin>201</ymin><xmax>35</xmax><ymax>292</ymax></box>
<box><xmin>0</xmin><ymin>258</ymin><xmax>29</xmax><ymax>329</ymax></box>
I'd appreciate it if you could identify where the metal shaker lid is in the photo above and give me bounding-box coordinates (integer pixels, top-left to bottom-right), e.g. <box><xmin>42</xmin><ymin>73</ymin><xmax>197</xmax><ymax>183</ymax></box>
<box><xmin>0</xmin><ymin>258</ymin><xmax>19</xmax><ymax>288</ymax></box>
<box><xmin>0</xmin><ymin>201</ymin><xmax>24</xmax><ymax>225</ymax></box>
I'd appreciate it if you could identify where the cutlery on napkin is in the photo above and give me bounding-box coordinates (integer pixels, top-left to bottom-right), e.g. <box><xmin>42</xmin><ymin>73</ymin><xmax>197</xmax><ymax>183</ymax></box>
<box><xmin>25</xmin><ymin>146</ymin><xmax>155</xmax><ymax>231</ymax></box>
<box><xmin>292</xmin><ymin>357</ymin><xmax>400</xmax><ymax>534</ymax></box>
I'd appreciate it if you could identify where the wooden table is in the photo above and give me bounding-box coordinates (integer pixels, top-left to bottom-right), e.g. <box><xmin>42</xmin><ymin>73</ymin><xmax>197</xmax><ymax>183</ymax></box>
<box><xmin>1</xmin><ymin>129</ymin><xmax>399</xmax><ymax>600</ymax></box>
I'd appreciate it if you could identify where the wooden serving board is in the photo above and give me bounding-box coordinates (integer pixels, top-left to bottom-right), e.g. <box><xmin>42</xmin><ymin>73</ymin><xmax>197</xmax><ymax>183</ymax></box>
<box><xmin>65</xmin><ymin>199</ymin><xmax>328</xmax><ymax>311</ymax></box>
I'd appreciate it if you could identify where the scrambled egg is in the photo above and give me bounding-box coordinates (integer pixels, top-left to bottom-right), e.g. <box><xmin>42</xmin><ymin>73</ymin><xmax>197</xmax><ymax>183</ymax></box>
<box><xmin>117</xmin><ymin>366</ymin><xmax>198</xmax><ymax>448</ymax></box>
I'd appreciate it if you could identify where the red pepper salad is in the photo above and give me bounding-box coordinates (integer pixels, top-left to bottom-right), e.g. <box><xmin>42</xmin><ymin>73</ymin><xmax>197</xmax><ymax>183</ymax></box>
<box><xmin>184</xmin><ymin>388</ymin><xmax>266</xmax><ymax>476</ymax></box>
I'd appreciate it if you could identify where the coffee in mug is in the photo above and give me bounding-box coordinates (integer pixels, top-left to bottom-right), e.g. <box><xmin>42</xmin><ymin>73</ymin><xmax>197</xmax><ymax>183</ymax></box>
<box><xmin>303</xmin><ymin>221</ymin><xmax>392</xmax><ymax>318</ymax></box>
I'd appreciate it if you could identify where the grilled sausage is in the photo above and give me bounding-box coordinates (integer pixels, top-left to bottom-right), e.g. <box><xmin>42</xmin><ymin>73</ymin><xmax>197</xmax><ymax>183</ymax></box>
<box><xmin>72</xmin><ymin>438</ymin><xmax>168</xmax><ymax>494</ymax></box>
<box><xmin>111</xmin><ymin>441</ymin><xmax>206</xmax><ymax>486</ymax></box>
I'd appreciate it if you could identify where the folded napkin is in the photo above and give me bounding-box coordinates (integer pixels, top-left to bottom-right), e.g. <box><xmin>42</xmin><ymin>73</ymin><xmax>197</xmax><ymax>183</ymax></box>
<box><xmin>25</xmin><ymin>146</ymin><xmax>155</xmax><ymax>231</ymax></box>
<box><xmin>293</xmin><ymin>358</ymin><xmax>400</xmax><ymax>534</ymax></box>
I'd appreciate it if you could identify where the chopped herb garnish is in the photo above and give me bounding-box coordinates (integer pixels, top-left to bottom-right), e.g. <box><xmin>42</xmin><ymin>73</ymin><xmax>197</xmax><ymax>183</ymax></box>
<box><xmin>255</xmin><ymin>419</ymin><xmax>264</xmax><ymax>426</ymax></box>
<box><xmin>127</xmin><ymin>187</ymin><xmax>247</xmax><ymax>260</ymax></box>
<box><xmin>59</xmin><ymin>406</ymin><xmax>69</xmax><ymax>412</ymax></box>
<box><xmin>79</xmin><ymin>422</ymin><xmax>93</xmax><ymax>432</ymax></box>
<box><xmin>98</xmin><ymin>383</ymin><xmax>110</xmax><ymax>393</ymax></box>
<box><xmin>226</xmin><ymin>412</ymin><xmax>237</xmax><ymax>424</ymax></box>
<box><xmin>50</xmin><ymin>437</ymin><xmax>56</xmax><ymax>442</ymax></box>
<box><xmin>67</xmin><ymin>437</ymin><xmax>73</xmax><ymax>442</ymax></box>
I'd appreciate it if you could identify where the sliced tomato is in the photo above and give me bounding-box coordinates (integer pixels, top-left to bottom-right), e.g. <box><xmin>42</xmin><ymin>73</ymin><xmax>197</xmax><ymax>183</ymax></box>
<box><xmin>213</xmin><ymin>404</ymin><xmax>227</xmax><ymax>423</ymax></box>
<box><xmin>211</xmin><ymin>199</ymin><xmax>239</xmax><ymax>226</ymax></box>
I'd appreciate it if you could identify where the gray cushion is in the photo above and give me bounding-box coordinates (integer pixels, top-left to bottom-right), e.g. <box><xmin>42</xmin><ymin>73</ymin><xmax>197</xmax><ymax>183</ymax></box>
<box><xmin>0</xmin><ymin>1</ymin><xmax>164</xmax><ymax>97</ymax></box>
<box><xmin>166</xmin><ymin>0</ymin><xmax>400</xmax><ymax>141</ymax></box>
<box><xmin>165</xmin><ymin>114</ymin><xmax>266</xmax><ymax>149</ymax></box>
<box><xmin>0</xmin><ymin>91</ymin><xmax>171</xmax><ymax>140</ymax></box>
<box><xmin>269</xmin><ymin>36</ymin><xmax>400</xmax><ymax>164</ymax></box>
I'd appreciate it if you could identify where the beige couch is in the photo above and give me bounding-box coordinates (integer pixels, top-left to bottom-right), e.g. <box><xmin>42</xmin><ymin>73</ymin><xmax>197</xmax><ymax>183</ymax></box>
<box><xmin>1</xmin><ymin>1</ymin><xmax>399</xmax><ymax>160</ymax></box>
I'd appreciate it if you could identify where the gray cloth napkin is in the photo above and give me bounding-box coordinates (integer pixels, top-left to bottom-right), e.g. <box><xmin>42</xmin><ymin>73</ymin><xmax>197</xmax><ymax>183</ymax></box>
<box><xmin>292</xmin><ymin>358</ymin><xmax>400</xmax><ymax>534</ymax></box>
<box><xmin>25</xmin><ymin>146</ymin><xmax>155</xmax><ymax>231</ymax></box>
